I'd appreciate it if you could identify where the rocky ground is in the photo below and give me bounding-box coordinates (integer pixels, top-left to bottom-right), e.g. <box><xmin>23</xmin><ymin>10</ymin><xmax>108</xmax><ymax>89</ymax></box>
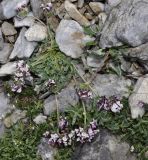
<box><xmin>0</xmin><ymin>0</ymin><xmax>148</xmax><ymax>160</ymax></box>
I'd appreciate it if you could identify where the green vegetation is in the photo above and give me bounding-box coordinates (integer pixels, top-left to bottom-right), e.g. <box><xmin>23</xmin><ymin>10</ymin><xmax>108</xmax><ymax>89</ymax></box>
<box><xmin>0</xmin><ymin>85</ymin><xmax>46</xmax><ymax>159</ymax></box>
<box><xmin>3</xmin><ymin>83</ymin><xmax>43</xmax><ymax>117</ymax></box>
<box><xmin>0</xmin><ymin>85</ymin><xmax>148</xmax><ymax>160</ymax></box>
<box><xmin>29</xmin><ymin>43</ymin><xmax>74</xmax><ymax>93</ymax></box>
<box><xmin>0</xmin><ymin>25</ymin><xmax>147</xmax><ymax>160</ymax></box>
<box><xmin>54</xmin><ymin>148</ymin><xmax>73</xmax><ymax>160</ymax></box>
<box><xmin>64</xmin><ymin>98</ymin><xmax>148</xmax><ymax>160</ymax></box>
<box><xmin>0</xmin><ymin>122</ymin><xmax>49</xmax><ymax>160</ymax></box>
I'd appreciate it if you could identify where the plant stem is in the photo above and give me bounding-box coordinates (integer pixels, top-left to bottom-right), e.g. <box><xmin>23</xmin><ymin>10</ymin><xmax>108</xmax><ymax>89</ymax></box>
<box><xmin>82</xmin><ymin>101</ymin><xmax>87</xmax><ymax>127</ymax></box>
<box><xmin>29</xmin><ymin>15</ymin><xmax>46</xmax><ymax>26</ymax></box>
<box><xmin>72</xmin><ymin>63</ymin><xmax>97</xmax><ymax>96</ymax></box>
<box><xmin>55</xmin><ymin>95</ymin><xmax>60</xmax><ymax>133</ymax></box>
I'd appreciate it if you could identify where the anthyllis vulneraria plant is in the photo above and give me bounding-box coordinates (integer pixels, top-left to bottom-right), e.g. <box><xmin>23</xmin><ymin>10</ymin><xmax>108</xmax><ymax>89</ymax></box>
<box><xmin>43</xmin><ymin>118</ymin><xmax>99</xmax><ymax>147</ymax></box>
<box><xmin>11</xmin><ymin>60</ymin><xmax>33</xmax><ymax>93</ymax></box>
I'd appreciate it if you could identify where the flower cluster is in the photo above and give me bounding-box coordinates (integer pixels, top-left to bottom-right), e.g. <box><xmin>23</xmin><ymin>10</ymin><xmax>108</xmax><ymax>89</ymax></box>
<box><xmin>43</xmin><ymin>118</ymin><xmax>99</xmax><ymax>147</ymax></box>
<box><xmin>97</xmin><ymin>96</ymin><xmax>123</xmax><ymax>113</ymax></box>
<box><xmin>15</xmin><ymin>0</ymin><xmax>28</xmax><ymax>11</ymax></box>
<box><xmin>138</xmin><ymin>101</ymin><xmax>145</xmax><ymax>108</ymax></box>
<box><xmin>97</xmin><ymin>96</ymin><xmax>110</xmax><ymax>111</ymax></box>
<box><xmin>58</xmin><ymin>116</ymin><xmax>68</xmax><ymax>131</ymax></box>
<box><xmin>11</xmin><ymin>60</ymin><xmax>32</xmax><ymax>93</ymax></box>
<box><xmin>78</xmin><ymin>89</ymin><xmax>93</xmax><ymax>100</ymax></box>
<box><xmin>40</xmin><ymin>2</ymin><xmax>52</xmax><ymax>11</ymax></box>
<box><xmin>137</xmin><ymin>101</ymin><xmax>148</xmax><ymax>111</ymax></box>
<box><xmin>75</xmin><ymin>119</ymin><xmax>99</xmax><ymax>143</ymax></box>
<box><xmin>45</xmin><ymin>78</ymin><xmax>55</xmax><ymax>88</ymax></box>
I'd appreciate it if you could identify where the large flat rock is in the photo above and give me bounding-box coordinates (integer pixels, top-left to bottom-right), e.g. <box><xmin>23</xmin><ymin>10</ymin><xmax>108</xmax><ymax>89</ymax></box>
<box><xmin>123</xmin><ymin>43</ymin><xmax>148</xmax><ymax>72</ymax></box>
<box><xmin>37</xmin><ymin>138</ymin><xmax>56</xmax><ymax>160</ymax></box>
<box><xmin>99</xmin><ymin>0</ymin><xmax>148</xmax><ymax>48</ymax></box>
<box><xmin>56</xmin><ymin>20</ymin><xmax>94</xmax><ymax>59</ymax></box>
<box><xmin>72</xmin><ymin>129</ymin><xmax>137</xmax><ymax>160</ymax></box>
<box><xmin>92</xmin><ymin>74</ymin><xmax>132</xmax><ymax>98</ymax></box>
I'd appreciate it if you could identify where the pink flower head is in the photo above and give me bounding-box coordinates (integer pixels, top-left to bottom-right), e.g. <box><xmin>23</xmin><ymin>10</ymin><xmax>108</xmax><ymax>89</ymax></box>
<box><xmin>58</xmin><ymin>116</ymin><xmax>68</xmax><ymax>130</ymax></box>
<box><xmin>111</xmin><ymin>101</ymin><xmax>123</xmax><ymax>113</ymax></box>
<box><xmin>11</xmin><ymin>61</ymin><xmax>32</xmax><ymax>93</ymax></box>
<box><xmin>48</xmin><ymin>133</ymin><xmax>59</xmax><ymax>144</ymax></box>
<box><xmin>137</xmin><ymin>101</ymin><xmax>145</xmax><ymax>108</ymax></box>
<box><xmin>45</xmin><ymin>79</ymin><xmax>55</xmax><ymax>88</ymax></box>
<box><xmin>78</xmin><ymin>90</ymin><xmax>92</xmax><ymax>100</ymax></box>
<box><xmin>15</xmin><ymin>0</ymin><xmax>28</xmax><ymax>11</ymax></box>
<box><xmin>97</xmin><ymin>96</ymin><xmax>110</xmax><ymax>110</ymax></box>
<box><xmin>11</xmin><ymin>84</ymin><xmax>22</xmax><ymax>93</ymax></box>
<box><xmin>40</xmin><ymin>2</ymin><xmax>52</xmax><ymax>11</ymax></box>
<box><xmin>90</xmin><ymin>119</ymin><xmax>97</xmax><ymax>130</ymax></box>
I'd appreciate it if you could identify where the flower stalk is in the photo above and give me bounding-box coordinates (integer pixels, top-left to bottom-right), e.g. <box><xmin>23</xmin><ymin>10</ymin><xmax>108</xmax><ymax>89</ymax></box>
<box><xmin>82</xmin><ymin>101</ymin><xmax>87</xmax><ymax>127</ymax></box>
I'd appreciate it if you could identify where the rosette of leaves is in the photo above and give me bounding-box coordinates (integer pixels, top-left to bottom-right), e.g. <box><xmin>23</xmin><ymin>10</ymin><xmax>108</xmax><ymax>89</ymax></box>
<box><xmin>29</xmin><ymin>43</ymin><xmax>74</xmax><ymax>93</ymax></box>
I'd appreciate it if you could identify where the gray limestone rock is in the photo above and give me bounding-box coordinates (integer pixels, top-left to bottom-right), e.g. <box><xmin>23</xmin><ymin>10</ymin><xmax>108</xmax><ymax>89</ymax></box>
<box><xmin>33</xmin><ymin>114</ymin><xmax>47</xmax><ymax>124</ymax></box>
<box><xmin>0</xmin><ymin>90</ymin><xmax>13</xmax><ymax>137</ymax></box>
<box><xmin>123</xmin><ymin>43</ymin><xmax>148</xmax><ymax>72</ymax></box>
<box><xmin>37</xmin><ymin>138</ymin><xmax>56</xmax><ymax>160</ymax></box>
<box><xmin>0</xmin><ymin>92</ymin><xmax>13</xmax><ymax>119</ymax></box>
<box><xmin>0</xmin><ymin>121</ymin><xmax>5</xmax><ymax>138</ymax></box>
<box><xmin>14</xmin><ymin>12</ymin><xmax>35</xmax><ymax>28</ymax></box>
<box><xmin>25</xmin><ymin>24</ymin><xmax>48</xmax><ymax>42</ymax></box>
<box><xmin>87</xmin><ymin>55</ymin><xmax>104</xmax><ymax>68</ymax></box>
<box><xmin>4</xmin><ymin>109</ymin><xmax>27</xmax><ymax>128</ymax></box>
<box><xmin>44</xmin><ymin>84</ymin><xmax>79</xmax><ymax>115</ymax></box>
<box><xmin>30</xmin><ymin>0</ymin><xmax>44</xmax><ymax>19</ymax></box>
<box><xmin>64</xmin><ymin>1</ymin><xmax>90</xmax><ymax>26</ymax></box>
<box><xmin>105</xmin><ymin>0</ymin><xmax>121</xmax><ymax>14</ymax></box>
<box><xmin>0</xmin><ymin>62</ymin><xmax>17</xmax><ymax>76</ymax></box>
<box><xmin>129</xmin><ymin>76</ymin><xmax>148</xmax><ymax>119</ymax></box>
<box><xmin>99</xmin><ymin>0</ymin><xmax>148</xmax><ymax>48</ymax></box>
<box><xmin>56</xmin><ymin>20</ymin><xmax>94</xmax><ymax>59</ymax></box>
<box><xmin>9</xmin><ymin>27</ymin><xmax>37</xmax><ymax>59</ymax></box>
<box><xmin>92</xmin><ymin>74</ymin><xmax>132</xmax><ymax>98</ymax></box>
<box><xmin>72</xmin><ymin>129</ymin><xmax>137</xmax><ymax>160</ymax></box>
<box><xmin>1</xmin><ymin>22</ymin><xmax>17</xmax><ymax>36</ymax></box>
<box><xmin>0</xmin><ymin>43</ymin><xmax>13</xmax><ymax>64</ymax></box>
<box><xmin>89</xmin><ymin>2</ymin><xmax>105</xmax><ymax>14</ymax></box>
<box><xmin>0</xmin><ymin>28</ymin><xmax>4</xmax><ymax>50</ymax></box>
